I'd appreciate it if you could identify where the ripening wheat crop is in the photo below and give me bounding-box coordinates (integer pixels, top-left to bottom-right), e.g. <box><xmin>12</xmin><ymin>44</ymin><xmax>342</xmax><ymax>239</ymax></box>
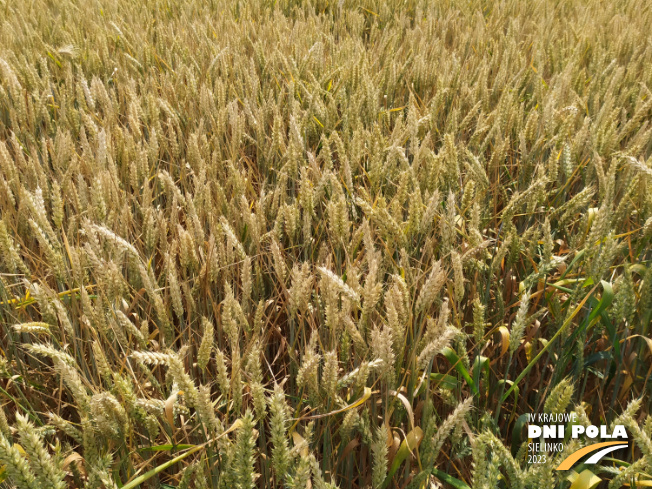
<box><xmin>0</xmin><ymin>0</ymin><xmax>651</xmax><ymax>487</ymax></box>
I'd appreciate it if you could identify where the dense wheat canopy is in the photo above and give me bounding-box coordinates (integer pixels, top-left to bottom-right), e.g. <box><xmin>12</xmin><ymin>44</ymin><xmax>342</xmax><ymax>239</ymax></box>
<box><xmin>0</xmin><ymin>0</ymin><xmax>651</xmax><ymax>487</ymax></box>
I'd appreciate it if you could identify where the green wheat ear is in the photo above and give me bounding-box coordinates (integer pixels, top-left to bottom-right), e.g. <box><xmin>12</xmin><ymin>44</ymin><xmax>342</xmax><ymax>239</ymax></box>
<box><xmin>543</xmin><ymin>378</ymin><xmax>574</xmax><ymax>415</ymax></box>
<box><xmin>0</xmin><ymin>432</ymin><xmax>39</xmax><ymax>489</ymax></box>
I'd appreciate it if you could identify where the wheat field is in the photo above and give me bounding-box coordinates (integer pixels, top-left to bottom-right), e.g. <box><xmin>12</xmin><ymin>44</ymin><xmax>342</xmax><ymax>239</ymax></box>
<box><xmin>0</xmin><ymin>0</ymin><xmax>651</xmax><ymax>488</ymax></box>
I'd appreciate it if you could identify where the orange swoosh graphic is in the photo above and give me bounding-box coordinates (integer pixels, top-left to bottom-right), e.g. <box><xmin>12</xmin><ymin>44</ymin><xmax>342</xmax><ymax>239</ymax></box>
<box><xmin>555</xmin><ymin>441</ymin><xmax>625</xmax><ymax>470</ymax></box>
